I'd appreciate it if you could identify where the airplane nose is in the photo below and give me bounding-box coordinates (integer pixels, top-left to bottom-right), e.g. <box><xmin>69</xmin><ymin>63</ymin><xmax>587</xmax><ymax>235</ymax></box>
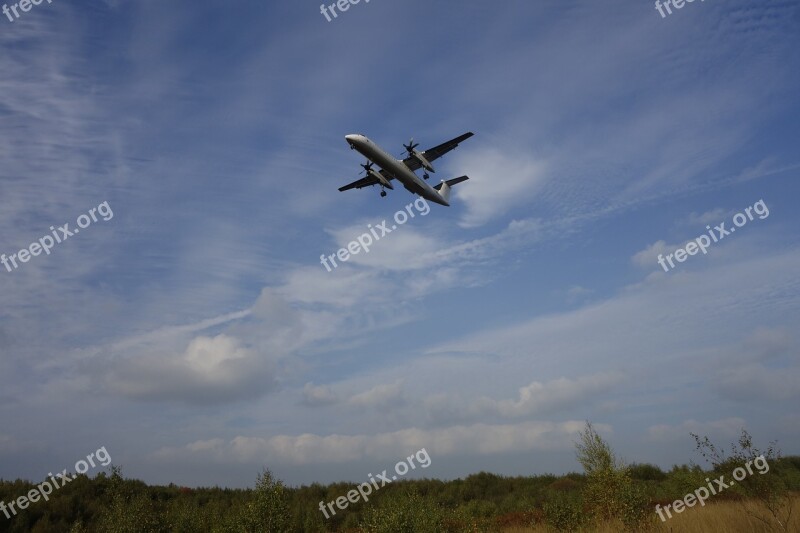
<box><xmin>345</xmin><ymin>134</ymin><xmax>359</xmax><ymax>149</ymax></box>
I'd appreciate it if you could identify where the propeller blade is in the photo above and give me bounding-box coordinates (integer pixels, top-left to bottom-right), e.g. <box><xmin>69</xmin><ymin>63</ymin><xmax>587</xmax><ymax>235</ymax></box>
<box><xmin>403</xmin><ymin>138</ymin><xmax>419</xmax><ymax>154</ymax></box>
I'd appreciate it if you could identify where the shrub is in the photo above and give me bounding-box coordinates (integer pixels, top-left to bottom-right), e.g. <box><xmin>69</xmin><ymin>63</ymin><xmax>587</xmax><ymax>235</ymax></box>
<box><xmin>543</xmin><ymin>494</ymin><xmax>586</xmax><ymax>532</ymax></box>
<box><xmin>574</xmin><ymin>422</ymin><xmax>649</xmax><ymax>531</ymax></box>
<box><xmin>693</xmin><ymin>429</ymin><xmax>795</xmax><ymax>532</ymax></box>
<box><xmin>360</xmin><ymin>488</ymin><xmax>445</xmax><ymax>533</ymax></box>
<box><xmin>628</xmin><ymin>463</ymin><xmax>666</xmax><ymax>482</ymax></box>
<box><xmin>226</xmin><ymin>469</ymin><xmax>291</xmax><ymax>533</ymax></box>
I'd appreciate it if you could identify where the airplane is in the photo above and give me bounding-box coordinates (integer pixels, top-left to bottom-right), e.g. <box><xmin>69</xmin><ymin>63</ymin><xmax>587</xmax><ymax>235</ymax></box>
<box><xmin>339</xmin><ymin>132</ymin><xmax>474</xmax><ymax>206</ymax></box>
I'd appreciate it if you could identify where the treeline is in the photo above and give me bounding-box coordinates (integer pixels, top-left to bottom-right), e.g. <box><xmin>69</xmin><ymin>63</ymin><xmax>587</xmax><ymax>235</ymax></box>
<box><xmin>0</xmin><ymin>428</ymin><xmax>798</xmax><ymax>532</ymax></box>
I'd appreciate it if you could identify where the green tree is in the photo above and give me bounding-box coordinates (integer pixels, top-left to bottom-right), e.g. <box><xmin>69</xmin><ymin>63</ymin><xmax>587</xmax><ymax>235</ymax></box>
<box><xmin>573</xmin><ymin>422</ymin><xmax>649</xmax><ymax>531</ymax></box>
<box><xmin>95</xmin><ymin>467</ymin><xmax>163</xmax><ymax>533</ymax></box>
<box><xmin>231</xmin><ymin>469</ymin><xmax>291</xmax><ymax>533</ymax></box>
<box><xmin>360</xmin><ymin>487</ymin><xmax>445</xmax><ymax>533</ymax></box>
<box><xmin>692</xmin><ymin>429</ymin><xmax>795</xmax><ymax>532</ymax></box>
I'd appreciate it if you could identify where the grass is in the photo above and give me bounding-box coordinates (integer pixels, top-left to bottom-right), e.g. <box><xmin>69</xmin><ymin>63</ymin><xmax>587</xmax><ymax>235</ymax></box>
<box><xmin>499</xmin><ymin>493</ymin><xmax>800</xmax><ymax>532</ymax></box>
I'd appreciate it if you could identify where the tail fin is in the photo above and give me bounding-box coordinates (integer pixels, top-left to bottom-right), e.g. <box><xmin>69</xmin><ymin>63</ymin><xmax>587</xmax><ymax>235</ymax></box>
<box><xmin>434</xmin><ymin>175</ymin><xmax>469</xmax><ymax>204</ymax></box>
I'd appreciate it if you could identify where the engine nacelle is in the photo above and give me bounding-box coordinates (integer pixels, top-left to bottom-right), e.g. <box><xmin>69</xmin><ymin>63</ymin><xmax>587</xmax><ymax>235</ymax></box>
<box><xmin>411</xmin><ymin>150</ymin><xmax>434</xmax><ymax>173</ymax></box>
<box><xmin>367</xmin><ymin>167</ymin><xmax>393</xmax><ymax>189</ymax></box>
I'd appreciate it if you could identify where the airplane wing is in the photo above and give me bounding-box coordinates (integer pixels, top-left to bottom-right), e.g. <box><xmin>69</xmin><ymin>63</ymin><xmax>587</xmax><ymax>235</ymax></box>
<box><xmin>338</xmin><ymin>168</ymin><xmax>395</xmax><ymax>191</ymax></box>
<box><xmin>402</xmin><ymin>131</ymin><xmax>474</xmax><ymax>172</ymax></box>
<box><xmin>338</xmin><ymin>132</ymin><xmax>474</xmax><ymax>191</ymax></box>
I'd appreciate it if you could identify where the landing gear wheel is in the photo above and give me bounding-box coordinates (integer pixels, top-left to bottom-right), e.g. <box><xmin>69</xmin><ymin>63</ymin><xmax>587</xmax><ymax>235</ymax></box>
<box><xmin>380</xmin><ymin>190</ymin><xmax>387</xmax><ymax>197</ymax></box>
<box><xmin>423</xmin><ymin>173</ymin><xmax>429</xmax><ymax>180</ymax></box>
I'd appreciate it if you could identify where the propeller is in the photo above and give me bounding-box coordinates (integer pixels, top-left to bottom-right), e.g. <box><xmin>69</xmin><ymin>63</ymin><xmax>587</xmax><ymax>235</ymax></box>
<box><xmin>403</xmin><ymin>138</ymin><xmax>419</xmax><ymax>155</ymax></box>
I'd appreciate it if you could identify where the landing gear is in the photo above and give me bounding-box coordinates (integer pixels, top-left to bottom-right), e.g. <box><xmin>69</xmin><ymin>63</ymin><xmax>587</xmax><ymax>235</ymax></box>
<box><xmin>423</xmin><ymin>173</ymin><xmax>429</xmax><ymax>180</ymax></box>
<box><xmin>380</xmin><ymin>190</ymin><xmax>387</xmax><ymax>197</ymax></box>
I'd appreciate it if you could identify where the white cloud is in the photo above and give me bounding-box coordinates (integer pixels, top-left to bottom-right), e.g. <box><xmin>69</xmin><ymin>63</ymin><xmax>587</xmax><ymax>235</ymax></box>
<box><xmin>713</xmin><ymin>365</ymin><xmax>800</xmax><ymax>402</ymax></box>
<box><xmin>566</xmin><ymin>285</ymin><xmax>594</xmax><ymax>303</ymax></box>
<box><xmin>631</xmin><ymin>240</ymin><xmax>680</xmax><ymax>269</ymax></box>
<box><xmin>153</xmin><ymin>420</ymin><xmax>599</xmax><ymax>466</ymax></box>
<box><xmin>426</xmin><ymin>249</ymin><xmax>800</xmax><ymax>424</ymax></box>
<box><xmin>302</xmin><ymin>380</ymin><xmax>406</xmax><ymax>411</ymax></box>
<box><xmin>491</xmin><ymin>373</ymin><xmax>624</xmax><ymax>418</ymax></box>
<box><xmin>647</xmin><ymin>418</ymin><xmax>746</xmax><ymax>442</ymax></box>
<box><xmin>452</xmin><ymin>148</ymin><xmax>548</xmax><ymax>228</ymax></box>
<box><xmin>302</xmin><ymin>383</ymin><xmax>340</xmax><ymax>406</ymax></box>
<box><xmin>279</xmin><ymin>266</ymin><xmax>385</xmax><ymax>308</ymax></box>
<box><xmin>683</xmin><ymin>208</ymin><xmax>729</xmax><ymax>227</ymax></box>
<box><xmin>102</xmin><ymin>332</ymin><xmax>278</xmax><ymax>404</ymax></box>
<box><xmin>70</xmin><ymin>290</ymin><xmax>309</xmax><ymax>405</ymax></box>
<box><xmin>348</xmin><ymin>380</ymin><xmax>405</xmax><ymax>409</ymax></box>
<box><xmin>183</xmin><ymin>335</ymin><xmax>251</xmax><ymax>375</ymax></box>
<box><xmin>425</xmin><ymin>373</ymin><xmax>623</xmax><ymax>421</ymax></box>
<box><xmin>742</xmin><ymin>327</ymin><xmax>792</xmax><ymax>360</ymax></box>
<box><xmin>326</xmin><ymin>224</ymin><xmax>442</xmax><ymax>271</ymax></box>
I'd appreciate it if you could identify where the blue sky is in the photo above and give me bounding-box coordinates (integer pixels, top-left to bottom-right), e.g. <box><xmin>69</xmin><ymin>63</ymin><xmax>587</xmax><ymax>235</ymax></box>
<box><xmin>1</xmin><ymin>0</ymin><xmax>799</xmax><ymax>488</ymax></box>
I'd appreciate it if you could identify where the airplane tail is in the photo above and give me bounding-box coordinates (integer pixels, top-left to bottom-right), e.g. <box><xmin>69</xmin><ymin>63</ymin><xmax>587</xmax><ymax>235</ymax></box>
<box><xmin>434</xmin><ymin>176</ymin><xmax>469</xmax><ymax>204</ymax></box>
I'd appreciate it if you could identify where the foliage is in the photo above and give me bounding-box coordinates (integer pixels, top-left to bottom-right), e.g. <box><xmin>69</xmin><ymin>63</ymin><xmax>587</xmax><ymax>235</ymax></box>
<box><xmin>0</xmin><ymin>437</ymin><xmax>798</xmax><ymax>533</ymax></box>
<box><xmin>542</xmin><ymin>493</ymin><xmax>586</xmax><ymax>531</ymax></box>
<box><xmin>628</xmin><ymin>463</ymin><xmax>667</xmax><ymax>482</ymax></box>
<box><xmin>692</xmin><ymin>429</ymin><xmax>795</xmax><ymax>532</ymax></box>
<box><xmin>95</xmin><ymin>466</ymin><xmax>163</xmax><ymax>532</ymax></box>
<box><xmin>574</xmin><ymin>422</ymin><xmax>649</xmax><ymax>531</ymax></box>
<box><xmin>575</xmin><ymin>422</ymin><xmax>616</xmax><ymax>476</ymax></box>
<box><xmin>359</xmin><ymin>487</ymin><xmax>445</xmax><ymax>533</ymax></box>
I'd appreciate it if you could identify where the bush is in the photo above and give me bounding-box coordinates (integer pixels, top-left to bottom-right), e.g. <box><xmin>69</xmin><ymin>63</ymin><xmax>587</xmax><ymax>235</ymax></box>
<box><xmin>574</xmin><ymin>422</ymin><xmax>649</xmax><ymax>531</ymax></box>
<box><xmin>95</xmin><ymin>467</ymin><xmax>163</xmax><ymax>533</ymax></box>
<box><xmin>543</xmin><ymin>495</ymin><xmax>586</xmax><ymax>532</ymax></box>
<box><xmin>693</xmin><ymin>430</ymin><xmax>796</xmax><ymax>532</ymax></box>
<box><xmin>628</xmin><ymin>463</ymin><xmax>666</xmax><ymax>482</ymax></box>
<box><xmin>222</xmin><ymin>469</ymin><xmax>291</xmax><ymax>533</ymax></box>
<box><xmin>360</xmin><ymin>488</ymin><xmax>445</xmax><ymax>533</ymax></box>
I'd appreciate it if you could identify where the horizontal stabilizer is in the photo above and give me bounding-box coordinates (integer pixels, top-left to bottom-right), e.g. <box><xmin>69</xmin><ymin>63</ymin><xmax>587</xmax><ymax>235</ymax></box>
<box><xmin>433</xmin><ymin>175</ymin><xmax>469</xmax><ymax>205</ymax></box>
<box><xmin>433</xmin><ymin>175</ymin><xmax>469</xmax><ymax>191</ymax></box>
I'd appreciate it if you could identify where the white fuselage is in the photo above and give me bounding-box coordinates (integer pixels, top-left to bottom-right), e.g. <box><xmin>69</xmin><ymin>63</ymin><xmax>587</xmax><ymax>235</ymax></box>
<box><xmin>345</xmin><ymin>134</ymin><xmax>449</xmax><ymax>206</ymax></box>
